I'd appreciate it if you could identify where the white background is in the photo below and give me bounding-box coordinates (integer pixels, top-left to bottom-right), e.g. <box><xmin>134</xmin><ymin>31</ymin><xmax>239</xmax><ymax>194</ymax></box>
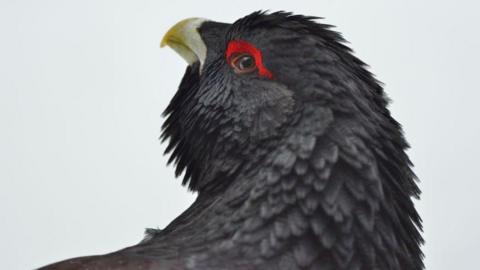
<box><xmin>1</xmin><ymin>1</ymin><xmax>478</xmax><ymax>269</ymax></box>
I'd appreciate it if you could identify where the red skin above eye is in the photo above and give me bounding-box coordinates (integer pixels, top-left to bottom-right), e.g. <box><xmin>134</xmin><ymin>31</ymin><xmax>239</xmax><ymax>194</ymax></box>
<box><xmin>226</xmin><ymin>40</ymin><xmax>273</xmax><ymax>79</ymax></box>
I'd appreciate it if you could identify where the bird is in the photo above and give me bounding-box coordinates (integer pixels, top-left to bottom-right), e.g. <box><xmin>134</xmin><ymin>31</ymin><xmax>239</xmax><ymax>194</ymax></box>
<box><xmin>37</xmin><ymin>11</ymin><xmax>424</xmax><ymax>270</ymax></box>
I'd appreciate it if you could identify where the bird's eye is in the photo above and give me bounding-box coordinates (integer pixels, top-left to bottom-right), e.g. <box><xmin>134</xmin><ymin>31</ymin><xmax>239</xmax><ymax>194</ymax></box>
<box><xmin>229</xmin><ymin>53</ymin><xmax>257</xmax><ymax>74</ymax></box>
<box><xmin>226</xmin><ymin>40</ymin><xmax>273</xmax><ymax>79</ymax></box>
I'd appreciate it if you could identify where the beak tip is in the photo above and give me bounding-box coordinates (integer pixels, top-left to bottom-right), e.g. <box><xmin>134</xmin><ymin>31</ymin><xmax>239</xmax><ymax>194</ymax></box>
<box><xmin>160</xmin><ymin>39</ymin><xmax>167</xmax><ymax>48</ymax></box>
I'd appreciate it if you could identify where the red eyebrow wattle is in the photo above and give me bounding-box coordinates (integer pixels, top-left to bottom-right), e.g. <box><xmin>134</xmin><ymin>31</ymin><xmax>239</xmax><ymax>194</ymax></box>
<box><xmin>226</xmin><ymin>40</ymin><xmax>273</xmax><ymax>79</ymax></box>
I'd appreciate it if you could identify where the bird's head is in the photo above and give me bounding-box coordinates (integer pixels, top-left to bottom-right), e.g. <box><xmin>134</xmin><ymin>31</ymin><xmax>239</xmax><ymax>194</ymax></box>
<box><xmin>161</xmin><ymin>11</ymin><xmax>395</xmax><ymax>193</ymax></box>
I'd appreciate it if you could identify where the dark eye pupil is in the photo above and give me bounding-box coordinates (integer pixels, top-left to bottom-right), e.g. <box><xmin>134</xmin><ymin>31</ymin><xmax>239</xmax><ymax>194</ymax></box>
<box><xmin>238</xmin><ymin>55</ymin><xmax>254</xmax><ymax>69</ymax></box>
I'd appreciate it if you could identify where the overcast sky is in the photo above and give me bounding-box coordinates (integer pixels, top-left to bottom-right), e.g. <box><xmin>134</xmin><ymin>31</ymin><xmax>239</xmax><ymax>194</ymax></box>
<box><xmin>1</xmin><ymin>1</ymin><xmax>479</xmax><ymax>269</ymax></box>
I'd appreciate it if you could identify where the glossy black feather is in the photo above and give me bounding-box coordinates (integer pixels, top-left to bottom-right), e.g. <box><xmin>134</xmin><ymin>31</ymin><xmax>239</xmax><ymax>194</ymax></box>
<box><xmin>38</xmin><ymin>11</ymin><xmax>423</xmax><ymax>270</ymax></box>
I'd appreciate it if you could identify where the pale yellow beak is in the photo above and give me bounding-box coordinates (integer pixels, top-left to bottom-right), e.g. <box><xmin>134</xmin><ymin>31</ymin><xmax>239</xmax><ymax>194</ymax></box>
<box><xmin>161</xmin><ymin>18</ymin><xmax>208</xmax><ymax>67</ymax></box>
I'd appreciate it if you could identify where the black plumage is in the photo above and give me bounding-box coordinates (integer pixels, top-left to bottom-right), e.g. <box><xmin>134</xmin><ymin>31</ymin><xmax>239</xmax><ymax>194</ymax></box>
<box><xmin>38</xmin><ymin>11</ymin><xmax>423</xmax><ymax>270</ymax></box>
